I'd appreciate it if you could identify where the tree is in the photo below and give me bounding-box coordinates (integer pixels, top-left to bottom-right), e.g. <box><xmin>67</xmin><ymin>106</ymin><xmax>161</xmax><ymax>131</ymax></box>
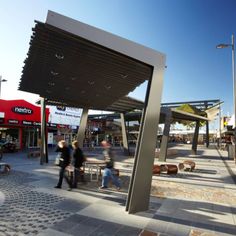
<box><xmin>174</xmin><ymin>104</ymin><xmax>206</xmax><ymax>128</ymax></box>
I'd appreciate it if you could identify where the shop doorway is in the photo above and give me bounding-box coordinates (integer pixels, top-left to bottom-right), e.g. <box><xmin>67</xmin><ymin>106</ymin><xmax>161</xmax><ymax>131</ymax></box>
<box><xmin>23</xmin><ymin>128</ymin><xmax>40</xmax><ymax>148</ymax></box>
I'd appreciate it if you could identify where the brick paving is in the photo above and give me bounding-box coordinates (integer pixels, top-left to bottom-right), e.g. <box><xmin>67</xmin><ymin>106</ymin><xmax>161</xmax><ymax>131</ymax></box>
<box><xmin>0</xmin><ymin>171</ymin><xmax>70</xmax><ymax>235</ymax></box>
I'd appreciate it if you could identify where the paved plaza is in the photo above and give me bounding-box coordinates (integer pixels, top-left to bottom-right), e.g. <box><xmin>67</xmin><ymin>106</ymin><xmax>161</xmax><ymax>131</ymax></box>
<box><xmin>0</xmin><ymin>144</ymin><xmax>235</xmax><ymax>236</ymax></box>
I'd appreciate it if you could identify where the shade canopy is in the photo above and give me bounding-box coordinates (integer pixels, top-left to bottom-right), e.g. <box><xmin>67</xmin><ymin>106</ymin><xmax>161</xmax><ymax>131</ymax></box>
<box><xmin>205</xmin><ymin>102</ymin><xmax>223</xmax><ymax>121</ymax></box>
<box><xmin>37</xmin><ymin>95</ymin><xmax>144</xmax><ymax>113</ymax></box>
<box><xmin>18</xmin><ymin>11</ymin><xmax>167</xmax><ymax>214</ymax></box>
<box><xmin>18</xmin><ymin>11</ymin><xmax>164</xmax><ymax>112</ymax></box>
<box><xmin>171</xmin><ymin>108</ymin><xmax>209</xmax><ymax>122</ymax></box>
<box><xmin>88</xmin><ymin>107</ymin><xmax>210</xmax><ymax>122</ymax></box>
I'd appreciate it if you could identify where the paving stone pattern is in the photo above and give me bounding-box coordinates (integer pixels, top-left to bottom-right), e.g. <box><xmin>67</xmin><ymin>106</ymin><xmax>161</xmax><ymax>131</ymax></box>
<box><xmin>0</xmin><ymin>170</ymin><xmax>144</xmax><ymax>236</ymax></box>
<box><xmin>52</xmin><ymin>214</ymin><xmax>142</xmax><ymax>236</ymax></box>
<box><xmin>1</xmin><ymin>145</ymin><xmax>236</xmax><ymax>236</ymax></box>
<box><xmin>0</xmin><ymin>171</ymin><xmax>72</xmax><ymax>236</ymax></box>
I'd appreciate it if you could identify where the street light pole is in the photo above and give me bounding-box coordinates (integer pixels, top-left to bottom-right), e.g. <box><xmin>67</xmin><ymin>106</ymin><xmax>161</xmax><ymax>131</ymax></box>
<box><xmin>219</xmin><ymin>105</ymin><xmax>221</xmax><ymax>148</ymax></box>
<box><xmin>0</xmin><ymin>76</ymin><xmax>7</xmax><ymax>98</ymax></box>
<box><xmin>232</xmin><ymin>35</ymin><xmax>236</xmax><ymax>154</ymax></box>
<box><xmin>216</xmin><ymin>34</ymin><xmax>236</xmax><ymax>161</ymax></box>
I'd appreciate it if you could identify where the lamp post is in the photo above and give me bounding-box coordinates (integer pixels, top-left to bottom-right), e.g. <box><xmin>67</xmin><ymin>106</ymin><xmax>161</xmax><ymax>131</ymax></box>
<box><xmin>0</xmin><ymin>76</ymin><xmax>7</xmax><ymax>98</ymax></box>
<box><xmin>219</xmin><ymin>105</ymin><xmax>221</xmax><ymax>148</ymax></box>
<box><xmin>216</xmin><ymin>34</ymin><xmax>235</xmax><ymax>160</ymax></box>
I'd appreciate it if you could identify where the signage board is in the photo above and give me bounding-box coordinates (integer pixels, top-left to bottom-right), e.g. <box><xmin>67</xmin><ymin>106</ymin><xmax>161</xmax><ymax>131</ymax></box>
<box><xmin>48</xmin><ymin>106</ymin><xmax>82</xmax><ymax>126</ymax></box>
<box><xmin>0</xmin><ymin>99</ymin><xmax>49</xmax><ymax>126</ymax></box>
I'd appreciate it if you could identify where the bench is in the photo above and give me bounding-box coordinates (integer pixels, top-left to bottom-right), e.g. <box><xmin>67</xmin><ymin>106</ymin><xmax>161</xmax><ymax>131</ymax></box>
<box><xmin>165</xmin><ymin>164</ymin><xmax>178</xmax><ymax>175</ymax></box>
<box><xmin>153</xmin><ymin>164</ymin><xmax>178</xmax><ymax>175</ymax></box>
<box><xmin>152</xmin><ymin>165</ymin><xmax>161</xmax><ymax>175</ymax></box>
<box><xmin>178</xmin><ymin>160</ymin><xmax>196</xmax><ymax>171</ymax></box>
<box><xmin>0</xmin><ymin>163</ymin><xmax>11</xmax><ymax>173</ymax></box>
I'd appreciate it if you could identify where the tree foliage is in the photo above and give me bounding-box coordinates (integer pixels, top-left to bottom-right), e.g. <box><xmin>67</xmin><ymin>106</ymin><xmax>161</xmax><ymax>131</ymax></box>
<box><xmin>174</xmin><ymin>104</ymin><xmax>206</xmax><ymax>128</ymax></box>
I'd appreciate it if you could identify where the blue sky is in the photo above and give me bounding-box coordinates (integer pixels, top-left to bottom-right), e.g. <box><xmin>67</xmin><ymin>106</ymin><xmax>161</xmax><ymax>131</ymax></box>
<box><xmin>0</xmin><ymin>0</ymin><xmax>235</xmax><ymax>120</ymax></box>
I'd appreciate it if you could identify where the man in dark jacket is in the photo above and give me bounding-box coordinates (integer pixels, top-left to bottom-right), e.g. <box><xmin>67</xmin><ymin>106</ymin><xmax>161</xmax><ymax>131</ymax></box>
<box><xmin>71</xmin><ymin>140</ymin><xmax>86</xmax><ymax>188</ymax></box>
<box><xmin>55</xmin><ymin>140</ymin><xmax>72</xmax><ymax>190</ymax></box>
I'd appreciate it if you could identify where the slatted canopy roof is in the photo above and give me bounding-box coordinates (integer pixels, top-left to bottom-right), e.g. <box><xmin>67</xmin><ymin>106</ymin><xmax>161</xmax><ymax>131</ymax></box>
<box><xmin>37</xmin><ymin>95</ymin><xmax>145</xmax><ymax>113</ymax></box>
<box><xmin>88</xmin><ymin>107</ymin><xmax>210</xmax><ymax>122</ymax></box>
<box><xmin>18</xmin><ymin>11</ymin><xmax>163</xmax><ymax>112</ymax></box>
<box><xmin>161</xmin><ymin>99</ymin><xmax>221</xmax><ymax>110</ymax></box>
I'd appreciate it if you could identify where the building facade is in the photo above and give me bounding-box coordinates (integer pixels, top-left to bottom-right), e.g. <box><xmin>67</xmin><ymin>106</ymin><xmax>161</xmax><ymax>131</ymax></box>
<box><xmin>0</xmin><ymin>99</ymin><xmax>83</xmax><ymax>150</ymax></box>
<box><xmin>0</xmin><ymin>99</ymin><xmax>50</xmax><ymax>149</ymax></box>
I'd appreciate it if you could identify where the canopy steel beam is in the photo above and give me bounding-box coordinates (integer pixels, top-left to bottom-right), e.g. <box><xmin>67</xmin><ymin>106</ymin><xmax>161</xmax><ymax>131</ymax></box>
<box><xmin>77</xmin><ymin>108</ymin><xmax>88</xmax><ymax>148</ymax></box>
<box><xmin>159</xmin><ymin>109</ymin><xmax>172</xmax><ymax>162</ymax></box>
<box><xmin>126</xmin><ymin>64</ymin><xmax>165</xmax><ymax>213</ymax></box>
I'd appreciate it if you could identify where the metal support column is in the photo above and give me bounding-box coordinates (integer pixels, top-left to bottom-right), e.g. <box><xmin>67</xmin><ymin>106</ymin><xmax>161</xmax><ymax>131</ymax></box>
<box><xmin>191</xmin><ymin>120</ymin><xmax>200</xmax><ymax>155</ymax></box>
<box><xmin>206</xmin><ymin>120</ymin><xmax>209</xmax><ymax>148</ymax></box>
<box><xmin>218</xmin><ymin>105</ymin><xmax>221</xmax><ymax>148</ymax></box>
<box><xmin>126</xmin><ymin>65</ymin><xmax>164</xmax><ymax>214</ymax></box>
<box><xmin>120</xmin><ymin>113</ymin><xmax>129</xmax><ymax>155</ymax></box>
<box><xmin>159</xmin><ymin>109</ymin><xmax>172</xmax><ymax>162</ymax></box>
<box><xmin>40</xmin><ymin>97</ymin><xmax>47</xmax><ymax>165</ymax></box>
<box><xmin>77</xmin><ymin>108</ymin><xmax>88</xmax><ymax>149</ymax></box>
<box><xmin>45</xmin><ymin>121</ymin><xmax>48</xmax><ymax>163</ymax></box>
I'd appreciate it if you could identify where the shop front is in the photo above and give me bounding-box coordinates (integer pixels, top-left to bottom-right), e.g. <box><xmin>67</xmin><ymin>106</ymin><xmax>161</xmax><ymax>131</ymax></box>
<box><xmin>0</xmin><ymin>99</ymin><xmax>50</xmax><ymax>150</ymax></box>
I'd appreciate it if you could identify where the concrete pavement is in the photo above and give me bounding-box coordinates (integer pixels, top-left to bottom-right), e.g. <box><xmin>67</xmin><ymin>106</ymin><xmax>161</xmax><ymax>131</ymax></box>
<box><xmin>0</xmin><ymin>144</ymin><xmax>235</xmax><ymax>235</ymax></box>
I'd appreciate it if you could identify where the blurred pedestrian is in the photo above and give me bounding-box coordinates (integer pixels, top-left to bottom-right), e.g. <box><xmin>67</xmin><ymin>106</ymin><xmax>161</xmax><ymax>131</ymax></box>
<box><xmin>99</xmin><ymin>140</ymin><xmax>121</xmax><ymax>190</ymax></box>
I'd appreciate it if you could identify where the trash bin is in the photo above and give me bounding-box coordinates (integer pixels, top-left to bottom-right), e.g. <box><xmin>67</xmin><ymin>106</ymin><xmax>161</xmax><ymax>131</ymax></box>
<box><xmin>228</xmin><ymin>144</ymin><xmax>235</xmax><ymax>159</ymax></box>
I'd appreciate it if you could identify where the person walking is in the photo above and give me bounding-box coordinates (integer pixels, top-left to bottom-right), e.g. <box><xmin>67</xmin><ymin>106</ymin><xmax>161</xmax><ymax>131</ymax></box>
<box><xmin>54</xmin><ymin>140</ymin><xmax>72</xmax><ymax>190</ymax></box>
<box><xmin>99</xmin><ymin>140</ymin><xmax>121</xmax><ymax>190</ymax></box>
<box><xmin>71</xmin><ymin>140</ymin><xmax>86</xmax><ymax>188</ymax></box>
